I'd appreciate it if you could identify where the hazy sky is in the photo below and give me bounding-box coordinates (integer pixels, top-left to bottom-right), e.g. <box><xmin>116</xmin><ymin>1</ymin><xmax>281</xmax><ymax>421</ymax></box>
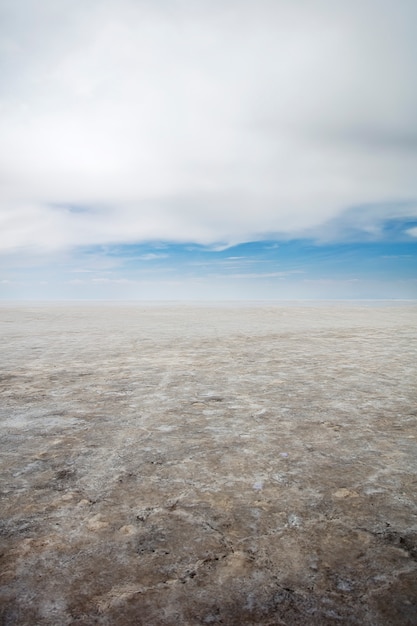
<box><xmin>1</xmin><ymin>0</ymin><xmax>416</xmax><ymax>299</ymax></box>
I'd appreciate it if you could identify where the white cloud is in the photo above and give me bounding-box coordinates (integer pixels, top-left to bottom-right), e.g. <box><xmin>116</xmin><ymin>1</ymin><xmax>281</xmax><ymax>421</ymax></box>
<box><xmin>91</xmin><ymin>277</ymin><xmax>130</xmax><ymax>284</ymax></box>
<box><xmin>137</xmin><ymin>253</ymin><xmax>169</xmax><ymax>261</ymax></box>
<box><xmin>1</xmin><ymin>0</ymin><xmax>417</xmax><ymax>252</ymax></box>
<box><xmin>219</xmin><ymin>272</ymin><xmax>289</xmax><ymax>279</ymax></box>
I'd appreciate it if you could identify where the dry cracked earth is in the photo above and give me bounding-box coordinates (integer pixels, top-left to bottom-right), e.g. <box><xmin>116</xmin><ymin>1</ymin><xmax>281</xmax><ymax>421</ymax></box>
<box><xmin>0</xmin><ymin>303</ymin><xmax>416</xmax><ymax>625</ymax></box>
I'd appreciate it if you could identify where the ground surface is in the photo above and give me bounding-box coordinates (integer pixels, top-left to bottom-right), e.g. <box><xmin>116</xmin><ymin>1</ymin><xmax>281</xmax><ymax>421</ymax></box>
<box><xmin>0</xmin><ymin>303</ymin><xmax>416</xmax><ymax>625</ymax></box>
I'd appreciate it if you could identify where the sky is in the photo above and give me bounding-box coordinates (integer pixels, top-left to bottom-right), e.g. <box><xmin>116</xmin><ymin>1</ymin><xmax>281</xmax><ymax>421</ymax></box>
<box><xmin>0</xmin><ymin>0</ymin><xmax>416</xmax><ymax>300</ymax></box>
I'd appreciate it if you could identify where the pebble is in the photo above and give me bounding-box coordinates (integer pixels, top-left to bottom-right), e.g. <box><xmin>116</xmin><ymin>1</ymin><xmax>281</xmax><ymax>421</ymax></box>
<box><xmin>333</xmin><ymin>488</ymin><xmax>359</xmax><ymax>499</ymax></box>
<box><xmin>87</xmin><ymin>515</ymin><xmax>109</xmax><ymax>531</ymax></box>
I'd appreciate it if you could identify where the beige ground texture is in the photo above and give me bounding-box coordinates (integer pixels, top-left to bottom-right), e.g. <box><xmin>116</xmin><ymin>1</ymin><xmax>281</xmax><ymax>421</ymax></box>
<box><xmin>0</xmin><ymin>303</ymin><xmax>416</xmax><ymax>625</ymax></box>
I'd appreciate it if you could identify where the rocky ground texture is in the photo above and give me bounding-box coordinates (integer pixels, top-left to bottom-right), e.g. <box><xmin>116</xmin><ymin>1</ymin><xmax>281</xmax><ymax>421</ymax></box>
<box><xmin>0</xmin><ymin>303</ymin><xmax>416</xmax><ymax>625</ymax></box>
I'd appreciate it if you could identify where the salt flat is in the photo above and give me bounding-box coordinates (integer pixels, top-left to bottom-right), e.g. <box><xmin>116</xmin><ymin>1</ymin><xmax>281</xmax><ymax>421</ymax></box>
<box><xmin>0</xmin><ymin>303</ymin><xmax>416</xmax><ymax>625</ymax></box>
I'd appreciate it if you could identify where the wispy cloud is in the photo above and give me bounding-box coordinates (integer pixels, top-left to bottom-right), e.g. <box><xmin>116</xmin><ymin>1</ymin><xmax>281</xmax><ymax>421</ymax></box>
<box><xmin>219</xmin><ymin>272</ymin><xmax>291</xmax><ymax>279</ymax></box>
<box><xmin>137</xmin><ymin>253</ymin><xmax>169</xmax><ymax>261</ymax></box>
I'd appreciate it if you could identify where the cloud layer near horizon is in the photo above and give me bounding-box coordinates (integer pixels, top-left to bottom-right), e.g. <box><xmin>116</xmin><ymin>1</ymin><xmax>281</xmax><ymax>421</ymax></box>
<box><xmin>1</xmin><ymin>0</ymin><xmax>417</xmax><ymax>252</ymax></box>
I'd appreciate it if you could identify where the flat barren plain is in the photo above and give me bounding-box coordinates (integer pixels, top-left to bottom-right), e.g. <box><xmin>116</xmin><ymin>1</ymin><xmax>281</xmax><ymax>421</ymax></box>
<box><xmin>0</xmin><ymin>303</ymin><xmax>416</xmax><ymax>625</ymax></box>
